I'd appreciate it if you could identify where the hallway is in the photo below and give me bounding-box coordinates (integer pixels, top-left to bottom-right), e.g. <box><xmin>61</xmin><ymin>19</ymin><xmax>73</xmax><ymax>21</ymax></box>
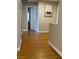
<box><xmin>17</xmin><ymin>31</ymin><xmax>61</xmax><ymax>59</ymax></box>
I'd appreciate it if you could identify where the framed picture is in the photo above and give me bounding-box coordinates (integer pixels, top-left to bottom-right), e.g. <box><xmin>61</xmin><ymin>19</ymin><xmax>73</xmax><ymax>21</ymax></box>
<box><xmin>45</xmin><ymin>4</ymin><xmax>53</xmax><ymax>17</ymax></box>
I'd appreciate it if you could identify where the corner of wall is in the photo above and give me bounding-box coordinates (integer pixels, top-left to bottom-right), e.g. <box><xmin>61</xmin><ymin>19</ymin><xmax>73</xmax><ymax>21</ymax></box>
<box><xmin>17</xmin><ymin>38</ymin><xmax>22</xmax><ymax>52</ymax></box>
<box><xmin>48</xmin><ymin>41</ymin><xmax>62</xmax><ymax>57</ymax></box>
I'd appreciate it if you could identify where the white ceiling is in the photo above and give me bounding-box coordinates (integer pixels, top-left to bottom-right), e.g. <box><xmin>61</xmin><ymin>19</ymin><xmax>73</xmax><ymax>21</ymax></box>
<box><xmin>27</xmin><ymin>0</ymin><xmax>59</xmax><ymax>2</ymax></box>
<box><xmin>27</xmin><ymin>0</ymin><xmax>39</xmax><ymax>2</ymax></box>
<box><xmin>45</xmin><ymin>0</ymin><xmax>58</xmax><ymax>2</ymax></box>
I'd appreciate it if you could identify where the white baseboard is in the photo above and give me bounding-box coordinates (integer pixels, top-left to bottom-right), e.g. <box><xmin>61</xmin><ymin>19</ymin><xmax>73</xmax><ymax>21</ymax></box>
<box><xmin>17</xmin><ymin>38</ymin><xmax>22</xmax><ymax>52</ymax></box>
<box><xmin>21</xmin><ymin>32</ymin><xmax>23</xmax><ymax>35</ymax></box>
<box><xmin>48</xmin><ymin>41</ymin><xmax>62</xmax><ymax>57</ymax></box>
<box><xmin>17</xmin><ymin>46</ymin><xmax>20</xmax><ymax>52</ymax></box>
<box><xmin>22</xmin><ymin>29</ymin><xmax>28</xmax><ymax>32</ymax></box>
<box><xmin>38</xmin><ymin>31</ymin><xmax>49</xmax><ymax>33</ymax></box>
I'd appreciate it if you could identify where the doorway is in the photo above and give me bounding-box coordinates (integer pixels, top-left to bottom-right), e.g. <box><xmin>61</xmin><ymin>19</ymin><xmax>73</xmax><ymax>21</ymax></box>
<box><xmin>27</xmin><ymin>6</ymin><xmax>38</xmax><ymax>32</ymax></box>
<box><xmin>27</xmin><ymin>7</ymin><xmax>31</xmax><ymax>31</ymax></box>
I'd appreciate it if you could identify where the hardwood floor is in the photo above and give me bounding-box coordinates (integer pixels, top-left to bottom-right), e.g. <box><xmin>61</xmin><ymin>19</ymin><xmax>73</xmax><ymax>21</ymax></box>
<box><xmin>17</xmin><ymin>31</ymin><xmax>61</xmax><ymax>59</ymax></box>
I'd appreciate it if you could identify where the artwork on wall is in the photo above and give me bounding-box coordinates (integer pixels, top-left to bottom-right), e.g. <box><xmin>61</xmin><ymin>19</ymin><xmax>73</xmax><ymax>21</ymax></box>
<box><xmin>45</xmin><ymin>4</ymin><xmax>53</xmax><ymax>17</ymax></box>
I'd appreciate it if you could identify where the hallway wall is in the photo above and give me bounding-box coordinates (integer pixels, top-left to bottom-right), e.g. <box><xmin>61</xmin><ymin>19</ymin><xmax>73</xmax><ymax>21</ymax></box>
<box><xmin>38</xmin><ymin>2</ymin><xmax>58</xmax><ymax>32</ymax></box>
<box><xmin>17</xmin><ymin>0</ymin><xmax>22</xmax><ymax>51</ymax></box>
<box><xmin>21</xmin><ymin>3</ymin><xmax>28</xmax><ymax>31</ymax></box>
<box><xmin>49</xmin><ymin>0</ymin><xmax>62</xmax><ymax>56</ymax></box>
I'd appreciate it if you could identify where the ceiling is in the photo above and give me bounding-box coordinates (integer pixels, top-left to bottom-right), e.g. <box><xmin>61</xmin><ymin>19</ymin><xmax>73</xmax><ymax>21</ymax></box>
<box><xmin>26</xmin><ymin>0</ymin><xmax>59</xmax><ymax>2</ymax></box>
<box><xmin>27</xmin><ymin>0</ymin><xmax>39</xmax><ymax>2</ymax></box>
<box><xmin>45</xmin><ymin>0</ymin><xmax>59</xmax><ymax>2</ymax></box>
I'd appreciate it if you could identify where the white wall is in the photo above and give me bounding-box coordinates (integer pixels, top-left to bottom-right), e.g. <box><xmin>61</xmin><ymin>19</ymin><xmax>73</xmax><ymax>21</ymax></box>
<box><xmin>21</xmin><ymin>3</ymin><xmax>28</xmax><ymax>31</ymax></box>
<box><xmin>49</xmin><ymin>0</ymin><xmax>62</xmax><ymax>56</ymax></box>
<box><xmin>38</xmin><ymin>2</ymin><xmax>58</xmax><ymax>32</ymax></box>
<box><xmin>17</xmin><ymin>0</ymin><xmax>22</xmax><ymax>51</ymax></box>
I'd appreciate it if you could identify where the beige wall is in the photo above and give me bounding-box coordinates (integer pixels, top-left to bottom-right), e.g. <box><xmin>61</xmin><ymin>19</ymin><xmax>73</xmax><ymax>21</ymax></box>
<box><xmin>21</xmin><ymin>3</ymin><xmax>28</xmax><ymax>31</ymax></box>
<box><xmin>49</xmin><ymin>0</ymin><xmax>62</xmax><ymax>56</ymax></box>
<box><xmin>38</xmin><ymin>2</ymin><xmax>58</xmax><ymax>31</ymax></box>
<box><xmin>17</xmin><ymin>0</ymin><xmax>22</xmax><ymax>49</ymax></box>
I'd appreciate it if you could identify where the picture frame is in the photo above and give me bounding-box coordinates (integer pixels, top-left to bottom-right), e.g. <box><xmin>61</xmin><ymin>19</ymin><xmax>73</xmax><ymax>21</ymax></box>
<box><xmin>45</xmin><ymin>4</ymin><xmax>53</xmax><ymax>17</ymax></box>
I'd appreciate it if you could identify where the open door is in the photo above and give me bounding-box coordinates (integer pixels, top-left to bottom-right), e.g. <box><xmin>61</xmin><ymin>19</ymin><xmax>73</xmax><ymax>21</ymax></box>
<box><xmin>28</xmin><ymin>6</ymin><xmax>37</xmax><ymax>32</ymax></box>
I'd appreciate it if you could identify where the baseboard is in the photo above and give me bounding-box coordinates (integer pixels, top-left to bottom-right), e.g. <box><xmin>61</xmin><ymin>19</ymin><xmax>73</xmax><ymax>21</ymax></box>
<box><xmin>38</xmin><ymin>31</ymin><xmax>49</xmax><ymax>33</ymax></box>
<box><xmin>22</xmin><ymin>29</ymin><xmax>28</xmax><ymax>32</ymax></box>
<box><xmin>48</xmin><ymin>41</ymin><xmax>62</xmax><ymax>57</ymax></box>
<box><xmin>21</xmin><ymin>32</ymin><xmax>23</xmax><ymax>35</ymax></box>
<box><xmin>17</xmin><ymin>46</ymin><xmax>20</xmax><ymax>52</ymax></box>
<box><xmin>17</xmin><ymin>38</ymin><xmax>22</xmax><ymax>52</ymax></box>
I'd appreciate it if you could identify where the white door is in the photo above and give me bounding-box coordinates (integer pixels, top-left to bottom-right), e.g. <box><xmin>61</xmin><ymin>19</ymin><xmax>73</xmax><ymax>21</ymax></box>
<box><xmin>30</xmin><ymin>7</ymin><xmax>37</xmax><ymax>31</ymax></box>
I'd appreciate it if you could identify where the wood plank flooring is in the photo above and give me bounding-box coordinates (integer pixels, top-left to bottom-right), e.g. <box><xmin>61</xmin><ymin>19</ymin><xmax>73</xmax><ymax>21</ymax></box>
<box><xmin>17</xmin><ymin>31</ymin><xmax>61</xmax><ymax>59</ymax></box>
